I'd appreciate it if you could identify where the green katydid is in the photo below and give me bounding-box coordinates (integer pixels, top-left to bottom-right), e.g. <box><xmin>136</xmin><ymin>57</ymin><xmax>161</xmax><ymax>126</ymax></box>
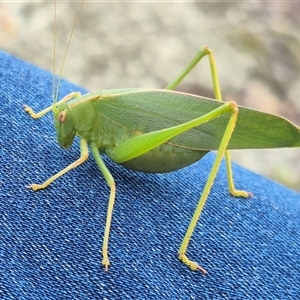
<box><xmin>23</xmin><ymin>1</ymin><xmax>300</xmax><ymax>273</ymax></box>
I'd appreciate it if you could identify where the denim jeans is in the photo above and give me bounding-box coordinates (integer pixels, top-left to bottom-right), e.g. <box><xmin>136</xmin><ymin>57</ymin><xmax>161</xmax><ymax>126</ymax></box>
<box><xmin>1</xmin><ymin>50</ymin><xmax>300</xmax><ymax>299</ymax></box>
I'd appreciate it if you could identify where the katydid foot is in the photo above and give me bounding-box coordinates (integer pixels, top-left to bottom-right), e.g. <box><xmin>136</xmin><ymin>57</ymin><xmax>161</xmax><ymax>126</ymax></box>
<box><xmin>27</xmin><ymin>183</ymin><xmax>47</xmax><ymax>191</ymax></box>
<box><xmin>230</xmin><ymin>189</ymin><xmax>253</xmax><ymax>198</ymax></box>
<box><xmin>102</xmin><ymin>251</ymin><xmax>110</xmax><ymax>272</ymax></box>
<box><xmin>178</xmin><ymin>253</ymin><xmax>208</xmax><ymax>274</ymax></box>
<box><xmin>23</xmin><ymin>105</ymin><xmax>38</xmax><ymax>118</ymax></box>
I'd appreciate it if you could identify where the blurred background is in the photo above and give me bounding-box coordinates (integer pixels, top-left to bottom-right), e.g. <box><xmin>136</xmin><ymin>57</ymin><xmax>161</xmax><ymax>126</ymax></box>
<box><xmin>1</xmin><ymin>1</ymin><xmax>300</xmax><ymax>191</ymax></box>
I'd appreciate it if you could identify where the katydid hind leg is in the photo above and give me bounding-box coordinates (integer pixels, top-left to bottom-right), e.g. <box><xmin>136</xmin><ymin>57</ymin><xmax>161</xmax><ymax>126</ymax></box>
<box><xmin>165</xmin><ymin>47</ymin><xmax>211</xmax><ymax>91</ymax></box>
<box><xmin>206</xmin><ymin>49</ymin><xmax>251</xmax><ymax>197</ymax></box>
<box><xmin>178</xmin><ymin>103</ymin><xmax>239</xmax><ymax>272</ymax></box>
<box><xmin>91</xmin><ymin>143</ymin><xmax>116</xmax><ymax>271</ymax></box>
<box><xmin>166</xmin><ymin>46</ymin><xmax>250</xmax><ymax>198</ymax></box>
<box><xmin>224</xmin><ymin>151</ymin><xmax>252</xmax><ymax>197</ymax></box>
<box><xmin>110</xmin><ymin>102</ymin><xmax>236</xmax><ymax>164</ymax></box>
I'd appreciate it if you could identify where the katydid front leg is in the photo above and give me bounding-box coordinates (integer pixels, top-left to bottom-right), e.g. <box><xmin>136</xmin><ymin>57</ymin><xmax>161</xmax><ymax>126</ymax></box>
<box><xmin>24</xmin><ymin>92</ymin><xmax>82</xmax><ymax>119</ymax></box>
<box><xmin>27</xmin><ymin>138</ymin><xmax>88</xmax><ymax>191</ymax></box>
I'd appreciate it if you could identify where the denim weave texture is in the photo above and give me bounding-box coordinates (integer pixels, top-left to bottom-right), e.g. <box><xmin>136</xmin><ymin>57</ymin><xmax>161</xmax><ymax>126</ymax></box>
<box><xmin>1</xmin><ymin>51</ymin><xmax>300</xmax><ymax>299</ymax></box>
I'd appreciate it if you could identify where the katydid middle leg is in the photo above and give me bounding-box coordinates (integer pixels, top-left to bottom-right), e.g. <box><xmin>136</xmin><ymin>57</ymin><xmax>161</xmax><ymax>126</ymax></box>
<box><xmin>90</xmin><ymin>143</ymin><xmax>116</xmax><ymax>272</ymax></box>
<box><xmin>165</xmin><ymin>46</ymin><xmax>251</xmax><ymax>198</ymax></box>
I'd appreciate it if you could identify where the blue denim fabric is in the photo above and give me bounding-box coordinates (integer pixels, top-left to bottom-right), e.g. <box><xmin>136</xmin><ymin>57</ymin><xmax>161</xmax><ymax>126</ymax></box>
<box><xmin>1</xmin><ymin>50</ymin><xmax>300</xmax><ymax>299</ymax></box>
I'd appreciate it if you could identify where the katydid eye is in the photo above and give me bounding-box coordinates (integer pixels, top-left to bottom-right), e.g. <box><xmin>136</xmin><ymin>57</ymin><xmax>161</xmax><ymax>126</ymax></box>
<box><xmin>58</xmin><ymin>111</ymin><xmax>66</xmax><ymax>123</ymax></box>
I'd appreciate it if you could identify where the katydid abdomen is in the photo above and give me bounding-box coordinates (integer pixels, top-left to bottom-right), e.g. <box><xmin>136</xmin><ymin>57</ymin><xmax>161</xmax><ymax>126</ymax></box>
<box><xmin>118</xmin><ymin>145</ymin><xmax>208</xmax><ymax>173</ymax></box>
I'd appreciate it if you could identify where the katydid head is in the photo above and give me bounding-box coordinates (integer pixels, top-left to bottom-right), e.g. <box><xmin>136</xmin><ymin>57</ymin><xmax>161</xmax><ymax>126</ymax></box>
<box><xmin>51</xmin><ymin>1</ymin><xmax>84</xmax><ymax>148</ymax></box>
<box><xmin>53</xmin><ymin>103</ymin><xmax>76</xmax><ymax>149</ymax></box>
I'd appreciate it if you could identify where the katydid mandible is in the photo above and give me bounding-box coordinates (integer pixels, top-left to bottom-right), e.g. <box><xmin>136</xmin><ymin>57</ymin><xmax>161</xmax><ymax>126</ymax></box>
<box><xmin>24</xmin><ymin>2</ymin><xmax>300</xmax><ymax>273</ymax></box>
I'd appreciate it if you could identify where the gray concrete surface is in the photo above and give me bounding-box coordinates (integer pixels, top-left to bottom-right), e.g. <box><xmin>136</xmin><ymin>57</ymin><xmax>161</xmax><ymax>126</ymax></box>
<box><xmin>1</xmin><ymin>1</ymin><xmax>300</xmax><ymax>191</ymax></box>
